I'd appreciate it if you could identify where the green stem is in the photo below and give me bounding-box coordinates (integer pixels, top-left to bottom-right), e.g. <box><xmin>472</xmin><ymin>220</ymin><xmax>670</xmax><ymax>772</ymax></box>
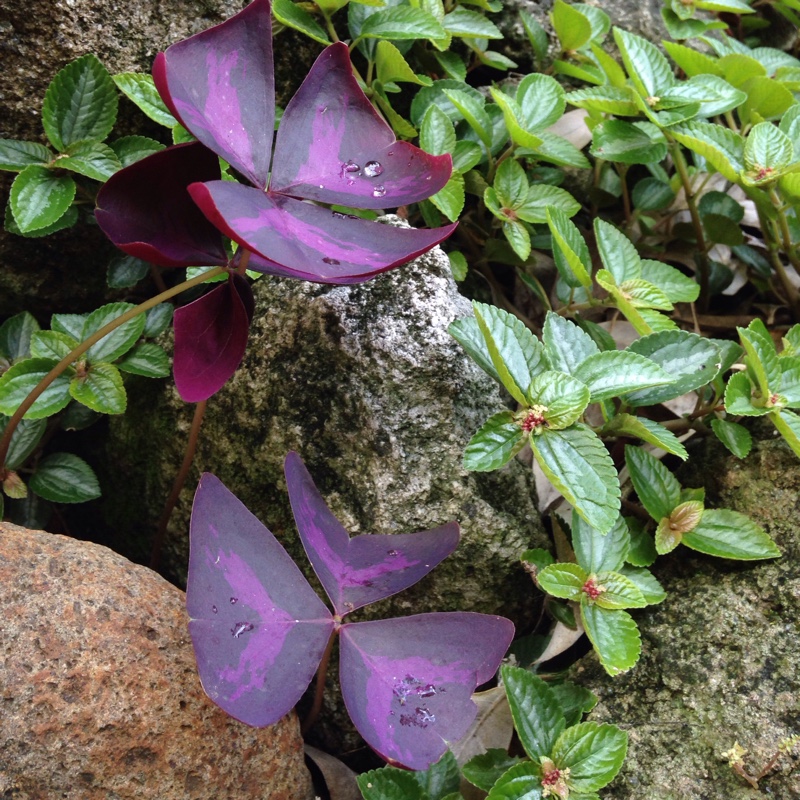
<box><xmin>0</xmin><ymin>266</ymin><xmax>226</xmax><ymax>470</ymax></box>
<box><xmin>320</xmin><ymin>9</ymin><xmax>340</xmax><ymax>42</ymax></box>
<box><xmin>617</xmin><ymin>163</ymin><xmax>631</xmax><ymax>224</ymax></box>
<box><xmin>769</xmin><ymin>186</ymin><xmax>800</xmax><ymax>273</ymax></box>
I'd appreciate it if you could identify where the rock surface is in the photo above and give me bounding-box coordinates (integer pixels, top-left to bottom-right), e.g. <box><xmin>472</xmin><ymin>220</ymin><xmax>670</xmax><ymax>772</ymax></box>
<box><xmin>571</xmin><ymin>432</ymin><xmax>800</xmax><ymax>799</ymax></box>
<box><xmin>0</xmin><ymin>521</ymin><xmax>313</xmax><ymax>800</ymax></box>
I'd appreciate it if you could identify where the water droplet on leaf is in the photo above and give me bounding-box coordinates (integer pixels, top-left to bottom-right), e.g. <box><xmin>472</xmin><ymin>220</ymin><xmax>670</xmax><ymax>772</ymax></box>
<box><xmin>372</xmin><ymin>185</ymin><xmax>386</xmax><ymax>198</ymax></box>
<box><xmin>231</xmin><ymin>622</ymin><xmax>254</xmax><ymax>638</ymax></box>
<box><xmin>322</xmin><ymin>257</ymin><xmax>341</xmax><ymax>265</ymax></box>
<box><xmin>387</xmin><ymin>549</ymin><xmax>398</xmax><ymax>557</ymax></box>
<box><xmin>211</xmin><ymin>605</ymin><xmax>218</xmax><ymax>614</ymax></box>
<box><xmin>364</xmin><ymin>160</ymin><xmax>384</xmax><ymax>177</ymax></box>
<box><xmin>230</xmin><ymin>597</ymin><xmax>238</xmax><ymax>604</ymax></box>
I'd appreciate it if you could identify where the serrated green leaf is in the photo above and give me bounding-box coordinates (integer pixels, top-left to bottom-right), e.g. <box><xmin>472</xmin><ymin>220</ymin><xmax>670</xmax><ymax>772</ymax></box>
<box><xmin>494</xmin><ymin>158</ymin><xmax>529</xmax><ymax>208</ymax></box>
<box><xmin>43</xmin><ymin>54</ymin><xmax>117</xmax><ymax>150</ymax></box>
<box><xmin>376</xmin><ymin>40</ymin><xmax>432</xmax><ymax>88</ymax></box>
<box><xmin>614</xmin><ymin>27</ymin><xmax>674</xmax><ymax>98</ymax></box>
<box><xmin>0</xmin><ymin>359</ymin><xmax>72</xmax><ymax>419</ymax></box>
<box><xmin>532</xmin><ymin>424</ymin><xmax>620</xmax><ymax>533</ymax></box>
<box><xmin>573</xmin><ymin>350</ymin><xmax>672</xmax><ymax>402</ymax></box>
<box><xmin>526</xmin><ymin>131</ymin><xmax>591</xmax><ymax>170</ymax></box>
<box><xmin>486</xmin><ymin>762</ymin><xmax>543</xmax><ymax>800</ymax></box>
<box><xmin>528</xmin><ymin>371</ymin><xmax>591</xmax><ymax>430</ymax></box>
<box><xmin>738</xmin><ymin>324</ymin><xmax>780</xmax><ymax>398</ymax></box>
<box><xmin>741</xmin><ymin>77</ymin><xmax>795</xmax><ymax>127</ymax></box>
<box><xmin>69</xmin><ymin>362</ymin><xmax>127</xmax><ymax>415</ymax></box>
<box><xmin>464</xmin><ymin>411</ymin><xmax>526</xmax><ymax>471</ymax></box>
<box><xmin>617</xmin><ymin>278</ymin><xmax>673</xmax><ymax>311</ymax></box>
<box><xmin>516</xmin><ymin>185</ymin><xmax>579</xmax><ymax>225</ymax></box>
<box><xmin>711</xmin><ymin>418</ymin><xmax>752</xmax><ymax>458</ymax></box>
<box><xmin>443</xmin><ymin>89</ymin><xmax>492</xmax><ymax>148</ymax></box>
<box><xmin>517</xmin><ymin>74</ymin><xmax>566</xmax><ymax>131</ymax></box>
<box><xmin>521</xmin><ymin>10</ymin><xmax>549</xmax><ymax>66</ymax></box>
<box><xmin>374</xmin><ymin>93</ymin><xmax>418</xmax><ymax>139</ymax></box>
<box><xmin>357</xmin><ymin>767</ymin><xmax>425</xmax><ymax>800</ymax></box>
<box><xmin>742</xmin><ymin>122</ymin><xmax>794</xmax><ymax>185</ymax></box>
<box><xmin>724</xmin><ymin>371</ymin><xmax>770</xmax><ymax>416</ymax></box>
<box><xmin>663</xmin><ymin>41</ymin><xmax>721</xmax><ymax>77</ymax></box>
<box><xmin>109</xmin><ymin>135</ymin><xmax>165</xmax><ymax>168</ymax></box>
<box><xmin>107</xmin><ymin>254</ymin><xmax>149</xmax><ymax>289</ymax></box>
<box><xmin>670</xmin><ymin>74</ymin><xmax>746</xmax><ymax>118</ymax></box>
<box><xmin>442</xmin><ymin>6</ymin><xmax>501</xmax><ymax>38</ymax></box>
<box><xmin>420</xmin><ymin>105</ymin><xmax>456</xmax><ymax>156</ymax></box>
<box><xmin>51</xmin><ymin>313</ymin><xmax>88</xmax><ymax>341</ymax></box>
<box><xmin>550</xmin><ymin>680</ymin><xmax>597</xmax><ymax>727</ymax></box>
<box><xmin>433</xmin><ymin>50</ymin><xmax>467</xmax><ymax>81</ymax></box>
<box><xmin>547</xmin><ymin>208</ymin><xmax>592</xmax><ymax>289</ymax></box>
<box><xmin>489</xmin><ymin>88</ymin><xmax>544</xmax><ymax>151</ymax></box>
<box><xmin>414</xmin><ymin>750</ymin><xmax>460</xmax><ymax>800</ymax></box>
<box><xmin>771</xmin><ymin>409</ymin><xmax>800</xmax><ymax>456</ymax></box>
<box><xmin>0</xmin><ymin>140</ymin><xmax>54</xmax><ymax>172</ymax></box>
<box><xmin>60</xmin><ymin>401</ymin><xmax>101</xmax><ymax>432</ymax></box>
<box><xmin>591</xmin><ymin>120</ymin><xmax>668</xmax><ymax>164</ymax></box>
<box><xmin>566</xmin><ymin>85</ymin><xmax>639</xmax><ymax>116</ymax></box>
<box><xmin>82</xmin><ymin>303</ymin><xmax>146</xmax><ymax>364</ymax></box>
<box><xmin>592</xmin><ymin>570</ymin><xmax>647</xmax><ymax>609</ymax></box>
<box><xmin>4</xmin><ymin>201</ymin><xmax>78</xmax><ymax>239</ymax></box>
<box><xmin>684</xmin><ymin>508</ymin><xmax>781</xmax><ymax>559</ymax></box>
<box><xmin>10</xmin><ymin>166</ymin><xmax>76</xmax><ymax>233</ymax></box>
<box><xmin>640</xmin><ymin>259</ymin><xmax>699</xmax><ymax>303</ymax></box>
<box><xmin>626</xmin><ymin>330</ymin><xmax>722</xmax><ymax>406</ymax></box>
<box><xmin>625</xmin><ymin>518</ymin><xmax>657</xmax><ymax>566</ymax></box>
<box><xmin>572</xmin><ymin>514</ymin><xmax>629</xmax><ymax>574</ymax></box>
<box><xmin>28</xmin><ymin>452</ymin><xmax>101</xmax><ymax>503</ymax></box>
<box><xmin>449</xmin><ymin>316</ymin><xmax>501</xmax><ymax>383</ymax></box>
<box><xmin>521</xmin><ymin>548</ymin><xmax>555</xmax><ymax>573</ymax></box>
<box><xmin>551</xmin><ymin>721</ymin><xmax>628</xmax><ymax>792</ymax></box>
<box><xmin>57</xmin><ymin>141</ymin><xmax>121</xmax><ymax>181</ymax></box>
<box><xmin>580</xmin><ymin>603</ymin><xmax>641</xmax><ymax>676</ymax></box>
<box><xmin>0</xmin><ymin>312</ymin><xmax>40</xmax><ymax>363</ymax></box>
<box><xmin>602</xmin><ymin>413</ymin><xmax>689</xmax><ymax>460</ymax></box>
<box><xmin>30</xmin><ymin>331</ymin><xmax>78</xmax><ymax>361</ymax></box>
<box><xmin>1</xmin><ymin>415</ymin><xmax>46</xmax><ymax>471</ymax></box>
<box><xmin>669</xmin><ymin>121</ymin><xmax>745</xmax><ymax>183</ymax></box>
<box><xmin>542</xmin><ymin>313</ymin><xmax>599</xmax><ymax>375</ymax></box>
<box><xmin>463</xmin><ymin>750</ymin><xmax>524</xmax><ymax>793</ymax></box>
<box><xmin>552</xmin><ymin>0</ymin><xmax>592</xmax><ymax>51</ymax></box>
<box><xmin>624</xmin><ymin>444</ymin><xmax>681</xmax><ymax>521</ymax></box>
<box><xmin>430</xmin><ymin>172</ymin><xmax>465</xmax><ymax>222</ymax></box>
<box><xmin>618</xmin><ymin>565</ymin><xmax>666</xmax><ymax>605</ymax></box>
<box><xmin>113</xmin><ymin>73</ymin><xmax>177</xmax><ymax>127</ymax></box>
<box><xmin>143</xmin><ymin>303</ymin><xmax>174</xmax><ymax>339</ymax></box>
<box><xmin>360</xmin><ymin>7</ymin><xmax>446</xmax><ymax>39</ymax></box>
<box><xmin>632</xmin><ymin>178</ymin><xmax>676</xmax><ymax>212</ymax></box>
<box><xmin>501</xmin><ymin>664</ymin><xmax>566</xmax><ymax>760</ymax></box>
<box><xmin>538</xmin><ymin>562</ymin><xmax>587</xmax><ymax>600</ymax></box>
<box><xmin>116</xmin><ymin>342</ymin><xmax>170</xmax><ymax>378</ymax></box>
<box><xmin>272</xmin><ymin>0</ymin><xmax>331</xmax><ymax>43</ymax></box>
<box><xmin>594</xmin><ymin>219</ymin><xmax>641</xmax><ymax>283</ymax></box>
<box><xmin>448</xmin><ymin>251</ymin><xmax>468</xmax><ymax>281</ymax></box>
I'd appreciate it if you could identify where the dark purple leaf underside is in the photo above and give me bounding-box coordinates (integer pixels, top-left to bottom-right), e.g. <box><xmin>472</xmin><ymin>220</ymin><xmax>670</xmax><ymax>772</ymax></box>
<box><xmin>173</xmin><ymin>274</ymin><xmax>254</xmax><ymax>403</ymax></box>
<box><xmin>187</xmin><ymin>473</ymin><xmax>334</xmax><ymax>727</ymax></box>
<box><xmin>95</xmin><ymin>142</ymin><xmax>227</xmax><ymax>268</ymax></box>
<box><xmin>153</xmin><ymin>0</ymin><xmax>275</xmax><ymax>188</ymax></box>
<box><xmin>189</xmin><ymin>181</ymin><xmax>458</xmax><ymax>284</ymax></box>
<box><xmin>339</xmin><ymin>613</ymin><xmax>515</xmax><ymax>770</ymax></box>
<box><xmin>270</xmin><ymin>43</ymin><xmax>452</xmax><ymax>209</ymax></box>
<box><xmin>284</xmin><ymin>451</ymin><xmax>460</xmax><ymax>616</ymax></box>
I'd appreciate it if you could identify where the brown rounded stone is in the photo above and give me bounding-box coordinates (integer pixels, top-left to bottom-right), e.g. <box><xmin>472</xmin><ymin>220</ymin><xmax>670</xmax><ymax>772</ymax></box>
<box><xmin>0</xmin><ymin>521</ymin><xmax>313</xmax><ymax>799</ymax></box>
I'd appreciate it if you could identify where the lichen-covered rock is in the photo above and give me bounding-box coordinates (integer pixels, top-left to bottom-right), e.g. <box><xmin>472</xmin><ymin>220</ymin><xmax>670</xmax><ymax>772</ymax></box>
<box><xmin>100</xmin><ymin>230</ymin><xmax>548</xmax><ymax>751</ymax></box>
<box><xmin>570</xmin><ymin>433</ymin><xmax>800</xmax><ymax>799</ymax></box>
<box><xmin>0</xmin><ymin>521</ymin><xmax>313</xmax><ymax>800</ymax></box>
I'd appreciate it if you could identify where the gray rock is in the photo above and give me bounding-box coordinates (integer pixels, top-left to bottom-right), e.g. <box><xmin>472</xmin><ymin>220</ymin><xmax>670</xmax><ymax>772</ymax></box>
<box><xmin>0</xmin><ymin>520</ymin><xmax>313</xmax><ymax>800</ymax></box>
<box><xmin>570</xmin><ymin>432</ymin><xmax>800</xmax><ymax>799</ymax></box>
<box><xmin>101</xmin><ymin>227</ymin><xmax>549</xmax><ymax>752</ymax></box>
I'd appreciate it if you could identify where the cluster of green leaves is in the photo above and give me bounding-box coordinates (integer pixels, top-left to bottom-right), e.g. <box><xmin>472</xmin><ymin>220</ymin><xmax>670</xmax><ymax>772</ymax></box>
<box><xmin>358</xmin><ymin>665</ymin><xmax>626</xmax><ymax>800</ymax></box>
<box><xmin>0</xmin><ymin>304</ymin><xmax>171</xmax><ymax>521</ymax></box>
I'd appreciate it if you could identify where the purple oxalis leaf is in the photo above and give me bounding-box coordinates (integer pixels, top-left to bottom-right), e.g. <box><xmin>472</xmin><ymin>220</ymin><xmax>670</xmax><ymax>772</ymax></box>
<box><xmin>339</xmin><ymin>613</ymin><xmax>515</xmax><ymax>770</ymax></box>
<box><xmin>188</xmin><ymin>473</ymin><xmax>335</xmax><ymax>728</ymax></box>
<box><xmin>95</xmin><ymin>142</ymin><xmax>227</xmax><ymax>268</ymax></box>
<box><xmin>189</xmin><ymin>182</ymin><xmax>458</xmax><ymax>284</ymax></box>
<box><xmin>173</xmin><ymin>274</ymin><xmax>255</xmax><ymax>403</ymax></box>
<box><xmin>285</xmin><ymin>451</ymin><xmax>460</xmax><ymax>616</ymax></box>
<box><xmin>270</xmin><ymin>42</ymin><xmax>453</xmax><ymax>209</ymax></box>
<box><xmin>152</xmin><ymin>0</ymin><xmax>275</xmax><ymax>189</ymax></box>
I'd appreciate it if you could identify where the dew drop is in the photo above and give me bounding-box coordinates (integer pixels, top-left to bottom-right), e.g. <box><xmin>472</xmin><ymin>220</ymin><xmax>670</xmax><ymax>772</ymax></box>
<box><xmin>322</xmin><ymin>257</ymin><xmax>341</xmax><ymax>265</ymax></box>
<box><xmin>211</xmin><ymin>605</ymin><xmax>218</xmax><ymax>614</ymax></box>
<box><xmin>419</xmin><ymin>684</ymin><xmax>437</xmax><ymax>698</ymax></box>
<box><xmin>387</xmin><ymin>549</ymin><xmax>399</xmax><ymax>557</ymax></box>
<box><xmin>231</xmin><ymin>621</ymin><xmax>254</xmax><ymax>638</ymax></box>
<box><xmin>318</xmin><ymin>184</ymin><xmax>324</xmax><ymax>189</ymax></box>
<box><xmin>229</xmin><ymin>597</ymin><xmax>238</xmax><ymax>605</ymax></box>
<box><xmin>415</xmin><ymin>706</ymin><xmax>436</xmax><ymax>725</ymax></box>
<box><xmin>372</xmin><ymin>185</ymin><xmax>386</xmax><ymax>198</ymax></box>
<box><xmin>341</xmin><ymin>160</ymin><xmax>361</xmax><ymax>176</ymax></box>
<box><xmin>364</xmin><ymin>160</ymin><xmax>384</xmax><ymax>178</ymax></box>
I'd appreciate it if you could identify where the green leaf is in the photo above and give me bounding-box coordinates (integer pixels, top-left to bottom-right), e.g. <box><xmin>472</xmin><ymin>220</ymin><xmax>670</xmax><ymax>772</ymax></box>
<box><xmin>771</xmin><ymin>409</ymin><xmax>800</xmax><ymax>456</ymax></box>
<box><xmin>527</xmin><ymin>132</ymin><xmax>591</xmax><ymax>170</ymax></box>
<box><xmin>580</xmin><ymin>603</ymin><xmax>641</xmax><ymax>676</ymax></box>
<box><xmin>430</xmin><ymin>172</ymin><xmax>465</xmax><ymax>222</ymax></box>
<box><xmin>551</xmin><ymin>721</ymin><xmax>628</xmax><ymax>792</ymax></box>
<box><xmin>443</xmin><ymin>7</ymin><xmax>502</xmax><ymax>38</ymax></box>
<box><xmin>420</xmin><ymin>105</ymin><xmax>456</xmax><ymax>156</ymax></box>
<box><xmin>626</xmin><ymin>518</ymin><xmax>657</xmax><ymax>566</ymax></box>
<box><xmin>42</xmin><ymin>54</ymin><xmax>117</xmax><ymax>150</ymax></box>
<box><xmin>517</xmin><ymin>74</ymin><xmax>566</xmax><ymax>131</ymax></box>
<box><xmin>116</xmin><ymin>342</ymin><xmax>170</xmax><ymax>378</ymax></box>
<box><xmin>613</xmin><ymin>27</ymin><xmax>674</xmax><ymax>97</ymax></box>
<box><xmin>60</xmin><ymin>401</ymin><xmax>101</xmax><ymax>432</ymax></box>
<box><xmin>684</xmin><ymin>509</ymin><xmax>781</xmax><ymax>560</ymax></box>
<box><xmin>738</xmin><ymin>323</ymin><xmax>780</xmax><ymax>398</ymax></box>
<box><xmin>663</xmin><ymin>41</ymin><xmax>721</xmax><ymax>78</ymax></box>
<box><xmin>532</xmin><ymin>424</ymin><xmax>620</xmax><ymax>533</ymax></box>
<box><xmin>591</xmin><ymin>120</ymin><xmax>668</xmax><ymax>164</ymax></box>
<box><xmin>550</xmin><ymin>680</ymin><xmax>597</xmax><ymax>727</ymax></box>
<box><xmin>669</xmin><ymin>121</ymin><xmax>745</xmax><ymax>183</ymax></box>
<box><xmin>143</xmin><ymin>303</ymin><xmax>174</xmax><ymax>339</ymax></box>
<box><xmin>542</xmin><ymin>313</ymin><xmax>599</xmax><ymax>375</ymax></box>
<box><xmin>444</xmin><ymin>89</ymin><xmax>493</xmax><ymax>148</ymax></box>
<box><xmin>57</xmin><ymin>141</ymin><xmax>121</xmax><ymax>181</ymax></box>
<box><xmin>538</xmin><ymin>562</ymin><xmax>587</xmax><ymax>600</ymax></box>
<box><xmin>710</xmin><ymin>418</ymin><xmax>752</xmax><ymax>458</ymax></box>
<box><xmin>503</xmin><ymin>219</ymin><xmax>531</xmax><ymax>262</ymax></box>
<box><xmin>1</xmin><ymin>415</ymin><xmax>46</xmax><ymax>471</ymax></box>
<box><xmin>463</xmin><ymin>750</ymin><xmax>523</xmax><ymax>793</ymax></box>
<box><xmin>743</xmin><ymin>122</ymin><xmax>794</xmax><ymax>184</ymax></box>
<box><xmin>414</xmin><ymin>750</ymin><xmax>460</xmax><ymax>800</ymax></box>
<box><xmin>602</xmin><ymin>413</ymin><xmax>689</xmax><ymax>460</ymax></box>
<box><xmin>551</xmin><ymin>0</ymin><xmax>592</xmax><ymax>51</ymax></box>
<box><xmin>617</xmin><ymin>278</ymin><xmax>673</xmax><ymax>311</ymax></box>
<box><xmin>473</xmin><ymin>301</ymin><xmax>546</xmax><ymax>402</ymax></box>
<box><xmin>453</xmin><ymin>140</ymin><xmax>483</xmax><ymax>172</ymax></box>
<box><xmin>359</xmin><ymin>7</ymin><xmax>446</xmax><ymax>40</ymax></box>
<box><xmin>376</xmin><ymin>41</ymin><xmax>432</xmax><ymax>87</ymax></box>
<box><xmin>494</xmin><ymin>158</ymin><xmax>529</xmax><ymax>208</ymax></box>
<box><xmin>4</xmin><ymin>201</ymin><xmax>78</xmax><ymax>238</ymax></box>
<box><xmin>547</xmin><ymin>208</ymin><xmax>592</xmax><ymax>289</ymax></box>
<box><xmin>109</xmin><ymin>135</ymin><xmax>166</xmax><ymax>168</ymax></box>
<box><xmin>626</xmin><ymin>331</ymin><xmax>722</xmax><ymax>406</ymax></box>
<box><xmin>516</xmin><ymin>185</ymin><xmax>579</xmax><ymax>224</ymax></box>
<box><xmin>272</xmin><ymin>0</ymin><xmax>330</xmax><ymax>43</ymax></box>
<box><xmin>592</xmin><ymin>571</ymin><xmax>647</xmax><ymax>609</ymax></box>
<box><xmin>501</xmin><ymin>664</ymin><xmax>566</xmax><ymax>760</ymax></box>
<box><xmin>433</xmin><ymin>51</ymin><xmax>467</xmax><ymax>81</ymax></box>
<box><xmin>30</xmin><ymin>331</ymin><xmax>78</xmax><ymax>361</ymax></box>
<box><xmin>69</xmin><ymin>362</ymin><xmax>127</xmax><ymax>415</ymax></box>
<box><xmin>449</xmin><ymin>316</ymin><xmax>501</xmax><ymax>383</ymax></box>
<box><xmin>82</xmin><ymin>303</ymin><xmax>146</xmax><ymax>364</ymax></box>
<box><xmin>486</xmin><ymin>762</ymin><xmax>543</xmax><ymax>800</ymax></box>
<box><xmin>632</xmin><ymin>178</ymin><xmax>676</xmax><ymax>212</ymax></box>
<box><xmin>464</xmin><ymin>411</ymin><xmax>526</xmax><ymax>471</ymax></box>
<box><xmin>448</xmin><ymin>251</ymin><xmax>468</xmax><ymax>281</ymax></box>
<box><xmin>521</xmin><ymin>11</ymin><xmax>549</xmax><ymax>66</ymax></box>
<box><xmin>489</xmin><ymin>88</ymin><xmax>544</xmax><ymax>151</ymax></box>
<box><xmin>741</xmin><ymin>77</ymin><xmax>796</xmax><ymax>127</ymax></box>
<box><xmin>28</xmin><ymin>452</ymin><xmax>101</xmax><ymax>503</ymax></box>
<box><xmin>520</xmin><ymin>548</ymin><xmax>555</xmax><ymax>573</ymax></box>
<box><xmin>9</xmin><ymin>166</ymin><xmax>76</xmax><ymax>233</ymax></box>
<box><xmin>51</xmin><ymin>313</ymin><xmax>88</xmax><ymax>341</ymax></box>
<box><xmin>528</xmin><ymin>371</ymin><xmax>591</xmax><ymax>430</ymax></box>
<box><xmin>107</xmin><ymin>254</ymin><xmax>149</xmax><ymax>289</ymax></box>
<box><xmin>640</xmin><ymin>259</ymin><xmax>699</xmax><ymax>303</ymax></box>
<box><xmin>572</xmin><ymin>514</ymin><xmax>629</xmax><ymax>574</ymax></box>
<box><xmin>0</xmin><ymin>312</ymin><xmax>40</xmax><ymax>362</ymax></box>
<box><xmin>566</xmin><ymin>85</ymin><xmax>639</xmax><ymax>116</ymax></box>
<box><xmin>0</xmin><ymin>140</ymin><xmax>54</xmax><ymax>172</ymax></box>
<box><xmin>724</xmin><ymin>371</ymin><xmax>770</xmax><ymax>416</ymax></box>
<box><xmin>594</xmin><ymin>219</ymin><xmax>641</xmax><ymax>283</ymax></box>
<box><xmin>113</xmin><ymin>73</ymin><xmax>178</xmax><ymax>127</ymax></box>
<box><xmin>624</xmin><ymin>444</ymin><xmax>681</xmax><ymax>522</ymax></box>
<box><xmin>0</xmin><ymin>359</ymin><xmax>72</xmax><ymax>419</ymax></box>
<box><xmin>618</xmin><ymin>565</ymin><xmax>666</xmax><ymax>605</ymax></box>
<box><xmin>573</xmin><ymin>351</ymin><xmax>672</xmax><ymax>402</ymax></box>
<box><xmin>358</xmin><ymin>767</ymin><xmax>425</xmax><ymax>800</ymax></box>
<box><xmin>671</xmin><ymin>74</ymin><xmax>746</xmax><ymax>118</ymax></box>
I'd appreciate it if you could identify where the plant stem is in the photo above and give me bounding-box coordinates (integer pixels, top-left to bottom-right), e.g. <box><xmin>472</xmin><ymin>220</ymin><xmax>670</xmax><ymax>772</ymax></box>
<box><xmin>149</xmin><ymin>398</ymin><xmax>208</xmax><ymax>570</ymax></box>
<box><xmin>0</xmin><ymin>266</ymin><xmax>226</xmax><ymax>471</ymax></box>
<box><xmin>302</xmin><ymin>630</ymin><xmax>336</xmax><ymax>735</ymax></box>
